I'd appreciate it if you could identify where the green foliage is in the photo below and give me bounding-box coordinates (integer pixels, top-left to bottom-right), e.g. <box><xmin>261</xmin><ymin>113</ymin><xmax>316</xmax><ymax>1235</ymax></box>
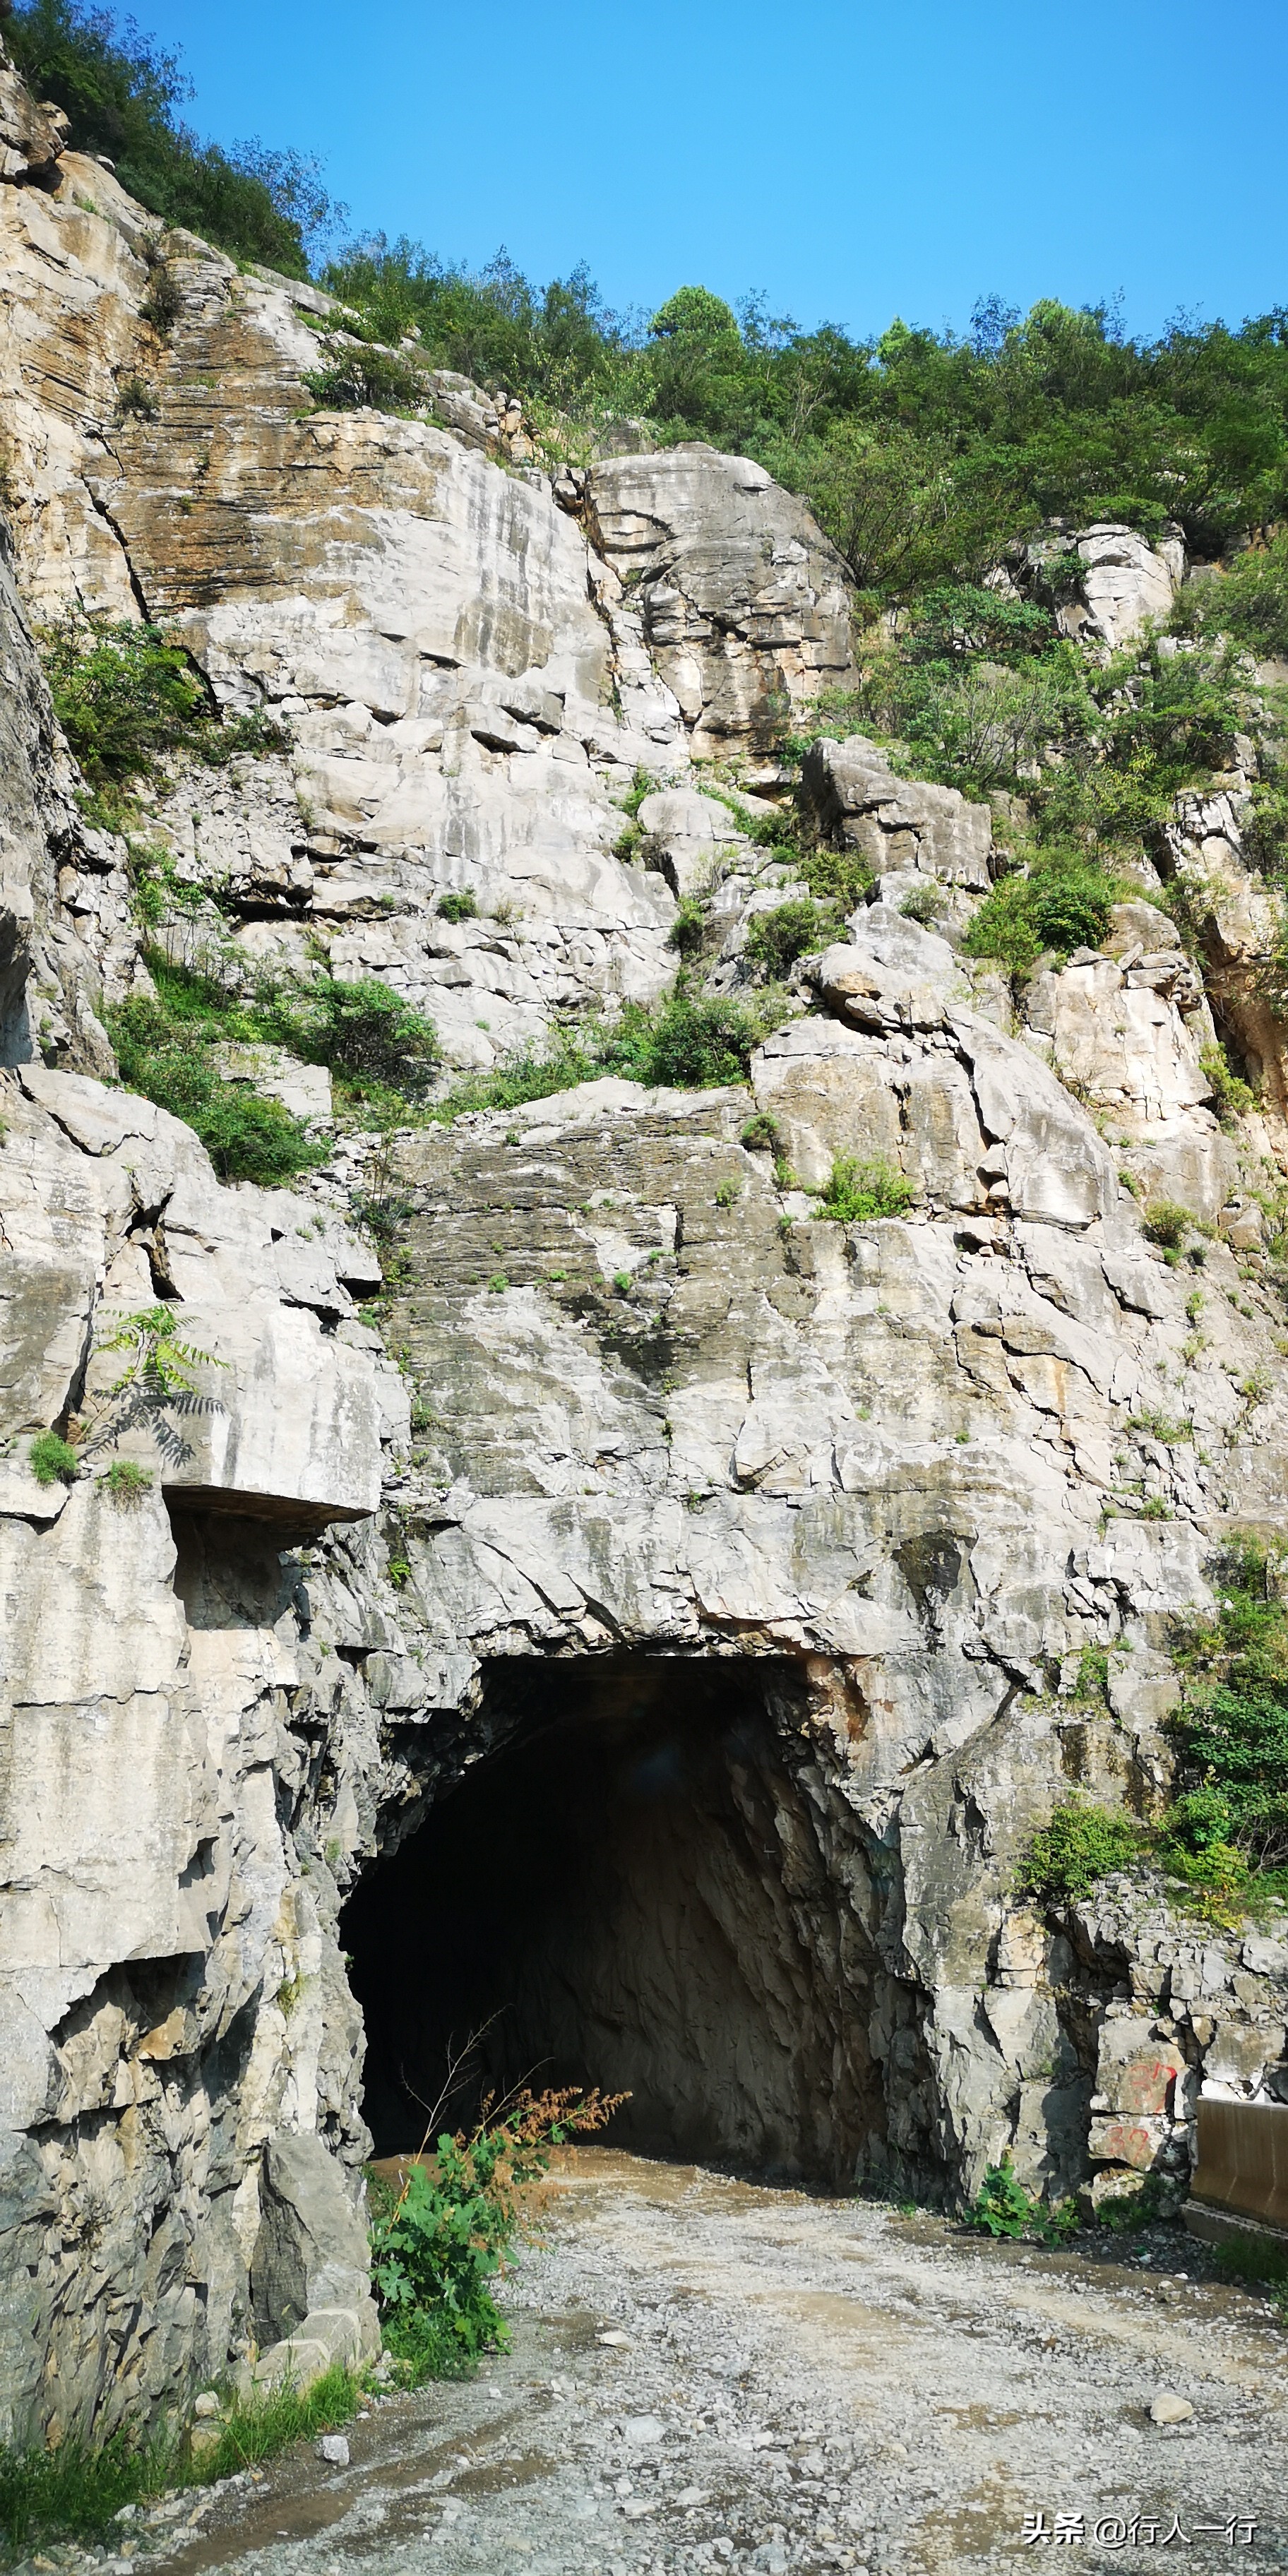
<box><xmin>370</xmin><ymin>2088</ymin><xmax>621</xmax><ymax>2375</ymax></box>
<box><xmin>899</xmin><ymin>883</ymin><xmax>944</xmax><ymax>925</ymax></box>
<box><xmin>962</xmin><ymin>845</ymin><xmax>1122</xmax><ymax>972</ymax></box>
<box><xmin>44</xmin><ymin>619</ymin><xmax>204</xmax><ymax>783</ymax></box>
<box><xmin>97</xmin><ymin>1458</ymin><xmax>153</xmax><ymax>1505</ymax></box>
<box><xmin>1175</xmin><ymin>531</ymin><xmax>1288</xmax><ymax>663</ymax></box>
<box><xmin>95</xmin><ymin>1304</ymin><xmax>222</xmax><ymax>1398</ymax></box>
<box><xmin>8</xmin><ymin>0</ymin><xmax>338</xmax><ymax>275</ymax></box>
<box><xmin>303</xmin><ymin>336</ymin><xmax>430</xmax><ymax>415</ymax></box>
<box><xmin>740</xmin><ymin>1111</ymin><xmax>782</xmax><ymax>1152</ymax></box>
<box><xmin>1200</xmin><ymin>1039</ymin><xmax>1257</xmax><ymax>1123</ymax></box>
<box><xmin>1168</xmin><ymin>1542</ymin><xmax>1288</xmax><ymax>1881</ymax></box>
<box><xmin>1020</xmin><ymin>1796</ymin><xmax>1144</xmax><ymax>1904</ymax></box>
<box><xmin>264</xmin><ymin>975</ymin><xmax>441</xmax><ymax>1102</ymax></box>
<box><xmin>107</xmin><ymin>955</ymin><xmax>439</xmax><ymax>1174</ymax></box>
<box><xmin>436</xmin><ymin>889</ymin><xmax>478</xmax><ymax>922</ymax></box>
<box><xmin>1128</xmin><ymin>1407</ymin><xmax>1193</xmax><ymax>1444</ymax></box>
<box><xmin>28</xmin><ymin>1431</ymin><xmax>78</xmax><ymax>1486</ymax></box>
<box><xmin>430</xmin><ymin>974</ymin><xmax>780</xmax><ymax>1122</ymax></box>
<box><xmin>114</xmin><ymin>371</ymin><xmax>158</xmax><ymax>422</ymax></box>
<box><xmin>1142</xmin><ymin>1199</ymin><xmax>1191</xmax><ymax>1249</ymax></box>
<box><xmin>743</xmin><ymin>897</ymin><xmax>840</xmax><ymax>978</ymax></box>
<box><xmin>0</xmin><ymin>2366</ymin><xmax>359</xmax><ymax>2559</ymax></box>
<box><xmin>618</xmin><ymin>766</ymin><xmax>655</xmax><ymax>820</ymax></box>
<box><xmin>371</xmin><ymin>2147</ymin><xmax>511</xmax><ymax>2360</ymax></box>
<box><xmin>963</xmin><ymin>2152</ymin><xmax>1078</xmax><ymax>2246</ymax></box>
<box><xmin>1214</xmin><ymin>2233</ymin><xmax>1288</xmax><ymax>2297</ymax></box>
<box><xmin>42</xmin><ymin>619</ymin><xmax>285</xmax><ymax>816</ymax></box>
<box><xmin>816</xmin><ymin>1155</ymin><xmax>916</xmax><ymax>1222</ymax></box>
<box><xmin>668</xmin><ymin>896</ymin><xmax>710</xmax><ymax>957</ymax></box>
<box><xmin>108</xmin><ymin>989</ymin><xmax>327</xmax><ymax>1185</ymax></box>
<box><xmin>608</xmin><ymin>987</ymin><xmax>776</xmax><ymax>1090</ymax></box>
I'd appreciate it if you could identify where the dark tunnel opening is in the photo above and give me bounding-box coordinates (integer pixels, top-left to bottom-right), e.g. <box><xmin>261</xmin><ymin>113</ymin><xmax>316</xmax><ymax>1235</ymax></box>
<box><xmin>341</xmin><ymin>1655</ymin><xmax>882</xmax><ymax>2187</ymax></box>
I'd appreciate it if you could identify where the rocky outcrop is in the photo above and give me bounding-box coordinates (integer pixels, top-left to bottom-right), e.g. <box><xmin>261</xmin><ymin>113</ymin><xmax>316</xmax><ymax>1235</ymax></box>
<box><xmin>0</xmin><ymin>40</ymin><xmax>1286</xmax><ymax>2453</ymax></box>
<box><xmin>1024</xmin><ymin>521</ymin><xmax>1187</xmax><ymax>650</ymax></box>
<box><xmin>584</xmin><ymin>444</ymin><xmax>859</xmax><ymax>757</ymax></box>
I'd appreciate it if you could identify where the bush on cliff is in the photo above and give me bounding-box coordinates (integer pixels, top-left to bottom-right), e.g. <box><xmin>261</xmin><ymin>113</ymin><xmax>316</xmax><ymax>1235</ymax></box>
<box><xmin>8</xmin><ymin>0</ymin><xmax>338</xmax><ymax>275</ymax></box>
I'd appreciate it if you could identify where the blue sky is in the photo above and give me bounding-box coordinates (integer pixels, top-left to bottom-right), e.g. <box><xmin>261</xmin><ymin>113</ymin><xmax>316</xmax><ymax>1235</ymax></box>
<box><xmin>136</xmin><ymin>0</ymin><xmax>1285</xmax><ymax>341</ymax></box>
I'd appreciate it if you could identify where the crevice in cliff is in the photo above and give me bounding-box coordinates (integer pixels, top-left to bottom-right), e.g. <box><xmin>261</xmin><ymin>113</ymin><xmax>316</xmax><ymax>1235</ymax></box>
<box><xmin>342</xmin><ymin>1653</ymin><xmax>884</xmax><ymax>2188</ymax></box>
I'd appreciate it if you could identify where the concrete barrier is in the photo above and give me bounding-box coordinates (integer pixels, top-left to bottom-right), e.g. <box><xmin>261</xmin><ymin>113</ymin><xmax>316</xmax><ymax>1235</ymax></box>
<box><xmin>1184</xmin><ymin>2096</ymin><xmax>1288</xmax><ymax>2251</ymax></box>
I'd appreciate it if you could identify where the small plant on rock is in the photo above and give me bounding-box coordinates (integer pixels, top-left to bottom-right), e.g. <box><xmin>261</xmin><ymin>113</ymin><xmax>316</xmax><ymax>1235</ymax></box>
<box><xmin>816</xmin><ymin>1155</ymin><xmax>915</xmax><ymax>1223</ymax></box>
<box><xmin>963</xmin><ymin>2152</ymin><xmax>1078</xmax><ymax>2246</ymax></box>
<box><xmin>1020</xmin><ymin>1796</ymin><xmax>1143</xmax><ymax>1904</ymax></box>
<box><xmin>97</xmin><ymin>1306</ymin><xmax>222</xmax><ymax>1400</ymax></box>
<box><xmin>743</xmin><ymin>897</ymin><xmax>840</xmax><ymax>979</ymax></box>
<box><xmin>436</xmin><ymin>890</ymin><xmax>478</xmax><ymax>922</ymax></box>
<box><xmin>29</xmin><ymin>1431</ymin><xmax>78</xmax><ymax>1487</ymax></box>
<box><xmin>97</xmin><ymin>1460</ymin><xmax>153</xmax><ymax>1507</ymax></box>
<box><xmin>1142</xmin><ymin>1200</ymin><xmax>1191</xmax><ymax>1251</ymax></box>
<box><xmin>369</xmin><ymin>2086</ymin><xmax>626</xmax><ymax>2379</ymax></box>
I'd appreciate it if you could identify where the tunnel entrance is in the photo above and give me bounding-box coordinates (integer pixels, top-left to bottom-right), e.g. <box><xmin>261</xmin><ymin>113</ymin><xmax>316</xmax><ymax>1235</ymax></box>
<box><xmin>342</xmin><ymin>1656</ymin><xmax>881</xmax><ymax>2187</ymax></box>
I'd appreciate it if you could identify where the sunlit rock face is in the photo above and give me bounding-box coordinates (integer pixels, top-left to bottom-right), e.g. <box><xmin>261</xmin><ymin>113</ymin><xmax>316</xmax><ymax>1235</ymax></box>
<box><xmin>1</xmin><ymin>38</ymin><xmax>1286</xmax><ymax>2451</ymax></box>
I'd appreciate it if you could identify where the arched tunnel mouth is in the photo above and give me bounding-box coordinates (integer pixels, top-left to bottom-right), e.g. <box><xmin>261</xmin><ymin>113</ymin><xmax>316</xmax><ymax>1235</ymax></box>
<box><xmin>341</xmin><ymin>1654</ymin><xmax>884</xmax><ymax>2190</ymax></box>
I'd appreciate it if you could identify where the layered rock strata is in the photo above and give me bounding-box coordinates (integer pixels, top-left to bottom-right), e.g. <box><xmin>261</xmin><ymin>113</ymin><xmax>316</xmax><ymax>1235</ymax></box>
<box><xmin>0</xmin><ymin>43</ymin><xmax>1285</xmax><ymax>2451</ymax></box>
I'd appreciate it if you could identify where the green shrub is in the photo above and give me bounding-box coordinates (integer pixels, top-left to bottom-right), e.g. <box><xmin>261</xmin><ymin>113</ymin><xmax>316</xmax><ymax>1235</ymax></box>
<box><xmin>963</xmin><ymin>2152</ymin><xmax>1078</xmax><ymax>2246</ymax></box>
<box><xmin>1168</xmin><ymin>1542</ymin><xmax>1288</xmax><ymax>1880</ymax></box>
<box><xmin>744</xmin><ymin>897</ymin><xmax>840</xmax><ymax>978</ymax></box>
<box><xmin>436</xmin><ymin>889</ymin><xmax>477</xmax><ymax>922</ymax></box>
<box><xmin>303</xmin><ymin>339</ymin><xmax>429</xmax><ymax>415</ymax></box>
<box><xmin>138</xmin><ymin>262</ymin><xmax>181</xmax><ymax>333</ymax></box>
<box><xmin>816</xmin><ymin>1155</ymin><xmax>915</xmax><ymax>1222</ymax></box>
<box><xmin>29</xmin><ymin>1431</ymin><xmax>78</xmax><ymax>1486</ymax></box>
<box><xmin>1176</xmin><ymin>532</ymin><xmax>1288</xmax><ymax>664</ymax></box>
<box><xmin>370</xmin><ymin>2087</ymin><xmax>621</xmax><ymax>2375</ymax></box>
<box><xmin>44</xmin><ymin>620</ymin><xmax>205</xmax><ymax>784</ymax></box>
<box><xmin>1200</xmin><ymin>1039</ymin><xmax>1256</xmax><ymax>1123</ymax></box>
<box><xmin>42</xmin><ymin>619</ymin><xmax>285</xmax><ymax>814</ymax></box>
<box><xmin>611</xmin><ymin>988</ymin><xmax>771</xmax><ymax>1089</ymax></box>
<box><xmin>962</xmin><ymin>846</ymin><xmax>1121</xmax><ymax>973</ymax></box>
<box><xmin>797</xmin><ymin>843</ymin><xmax>876</xmax><ymax>914</ymax></box>
<box><xmin>740</xmin><ymin>1111</ymin><xmax>782</xmax><ymax>1152</ymax></box>
<box><xmin>114</xmin><ymin>371</ymin><xmax>158</xmax><ymax>422</ymax></box>
<box><xmin>668</xmin><ymin>896</ymin><xmax>710</xmax><ymax>956</ymax></box>
<box><xmin>107</xmin><ymin>997</ymin><xmax>327</xmax><ymax>1184</ymax></box>
<box><xmin>97</xmin><ymin>1459</ymin><xmax>153</xmax><ymax>1506</ymax></box>
<box><xmin>264</xmin><ymin>975</ymin><xmax>441</xmax><ymax>1100</ymax></box>
<box><xmin>1020</xmin><ymin>1796</ymin><xmax>1143</xmax><ymax>1904</ymax></box>
<box><xmin>899</xmin><ymin>883</ymin><xmax>944</xmax><ymax>924</ymax></box>
<box><xmin>1142</xmin><ymin>1199</ymin><xmax>1191</xmax><ymax>1249</ymax></box>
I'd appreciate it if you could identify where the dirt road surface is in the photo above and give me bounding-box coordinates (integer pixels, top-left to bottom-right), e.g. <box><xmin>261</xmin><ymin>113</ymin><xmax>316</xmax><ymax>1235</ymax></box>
<box><xmin>119</xmin><ymin>2152</ymin><xmax>1287</xmax><ymax>2576</ymax></box>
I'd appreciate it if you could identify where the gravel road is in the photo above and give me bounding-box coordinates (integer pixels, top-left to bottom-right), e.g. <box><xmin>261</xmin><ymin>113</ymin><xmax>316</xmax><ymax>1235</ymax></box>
<box><xmin>94</xmin><ymin>2150</ymin><xmax>1288</xmax><ymax>2576</ymax></box>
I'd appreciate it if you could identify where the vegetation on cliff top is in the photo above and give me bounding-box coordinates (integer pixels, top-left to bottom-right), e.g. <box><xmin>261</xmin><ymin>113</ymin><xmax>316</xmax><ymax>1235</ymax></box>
<box><xmin>14</xmin><ymin>3</ymin><xmax>1288</xmax><ymax>591</ymax></box>
<box><xmin>7</xmin><ymin>0</ymin><xmax>338</xmax><ymax>274</ymax></box>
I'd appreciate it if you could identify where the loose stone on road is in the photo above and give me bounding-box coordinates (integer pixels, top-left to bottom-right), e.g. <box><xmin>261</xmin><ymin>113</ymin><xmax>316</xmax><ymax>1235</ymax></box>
<box><xmin>131</xmin><ymin>2151</ymin><xmax>1287</xmax><ymax>2576</ymax></box>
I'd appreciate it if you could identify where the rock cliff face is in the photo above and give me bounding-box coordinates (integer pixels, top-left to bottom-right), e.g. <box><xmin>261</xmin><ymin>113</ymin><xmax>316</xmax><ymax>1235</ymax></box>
<box><xmin>1</xmin><ymin>47</ymin><xmax>1286</xmax><ymax>2449</ymax></box>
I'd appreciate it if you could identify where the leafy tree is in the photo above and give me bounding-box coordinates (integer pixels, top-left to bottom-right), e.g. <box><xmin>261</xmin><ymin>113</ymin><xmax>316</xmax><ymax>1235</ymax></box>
<box><xmin>8</xmin><ymin>0</ymin><xmax>339</xmax><ymax>275</ymax></box>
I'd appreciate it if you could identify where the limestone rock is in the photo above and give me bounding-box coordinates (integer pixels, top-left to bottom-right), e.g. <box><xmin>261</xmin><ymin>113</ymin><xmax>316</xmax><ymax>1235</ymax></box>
<box><xmin>800</xmin><ymin>738</ymin><xmax>993</xmax><ymax>888</ymax></box>
<box><xmin>1026</xmin><ymin>523</ymin><xmax>1186</xmax><ymax>650</ymax></box>
<box><xmin>0</xmin><ymin>36</ymin><xmax>1286</xmax><ymax>2456</ymax></box>
<box><xmin>586</xmin><ymin>445</ymin><xmax>857</xmax><ymax>756</ymax></box>
<box><xmin>251</xmin><ymin>2134</ymin><xmax>378</xmax><ymax>2356</ymax></box>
